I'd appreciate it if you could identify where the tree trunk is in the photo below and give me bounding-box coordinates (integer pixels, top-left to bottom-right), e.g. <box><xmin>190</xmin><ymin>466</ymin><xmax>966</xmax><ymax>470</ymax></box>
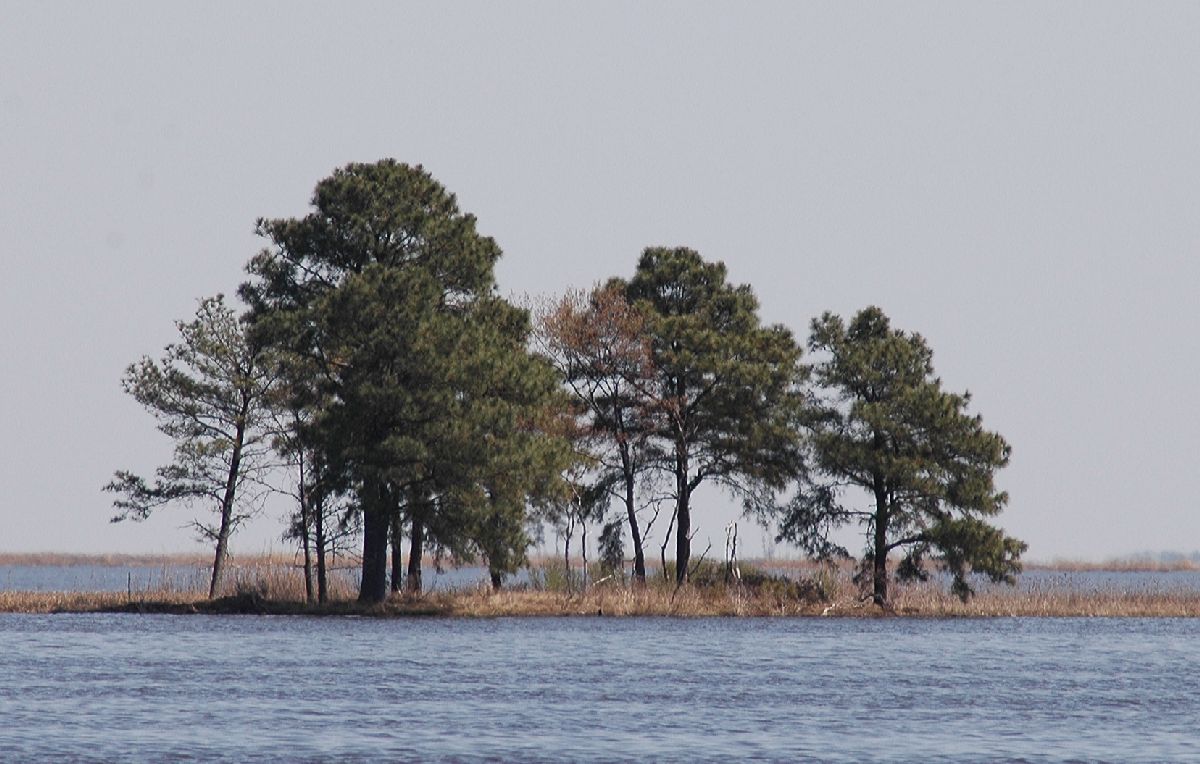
<box><xmin>406</xmin><ymin>514</ymin><xmax>424</xmax><ymax>594</ymax></box>
<box><xmin>298</xmin><ymin>456</ymin><xmax>314</xmax><ymax>604</ymax></box>
<box><xmin>390</xmin><ymin>512</ymin><xmax>404</xmax><ymax>593</ymax></box>
<box><xmin>314</xmin><ymin>492</ymin><xmax>328</xmax><ymax>605</ymax></box>
<box><xmin>660</xmin><ymin>507</ymin><xmax>675</xmax><ymax>582</ymax></box>
<box><xmin>563</xmin><ymin>517</ymin><xmax>574</xmax><ymax>593</ymax></box>
<box><xmin>674</xmin><ymin>447</ymin><xmax>691</xmax><ymax>584</ymax></box>
<box><xmin>300</xmin><ymin>508</ymin><xmax>314</xmax><ymax>604</ymax></box>
<box><xmin>358</xmin><ymin>483</ymin><xmax>390</xmax><ymax>603</ymax></box>
<box><xmin>580</xmin><ymin>522</ymin><xmax>589</xmax><ymax>589</ymax></box>
<box><xmin>209</xmin><ymin>522</ymin><xmax>232</xmax><ymax>599</ymax></box>
<box><xmin>872</xmin><ymin>483</ymin><xmax>890</xmax><ymax>607</ymax></box>
<box><xmin>209</xmin><ymin>410</ymin><xmax>247</xmax><ymax>599</ymax></box>
<box><xmin>619</xmin><ymin>444</ymin><xmax>646</xmax><ymax>585</ymax></box>
<box><xmin>490</xmin><ymin>569</ymin><xmax>503</xmax><ymax>590</ymax></box>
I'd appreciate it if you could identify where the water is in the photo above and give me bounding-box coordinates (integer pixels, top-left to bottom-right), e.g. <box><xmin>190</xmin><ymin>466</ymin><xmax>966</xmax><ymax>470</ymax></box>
<box><xmin>0</xmin><ymin>563</ymin><xmax>496</xmax><ymax>593</ymax></box>
<box><xmin>0</xmin><ymin>564</ymin><xmax>210</xmax><ymax>593</ymax></box>
<box><xmin>1</xmin><ymin>614</ymin><xmax>1196</xmax><ymax>762</ymax></box>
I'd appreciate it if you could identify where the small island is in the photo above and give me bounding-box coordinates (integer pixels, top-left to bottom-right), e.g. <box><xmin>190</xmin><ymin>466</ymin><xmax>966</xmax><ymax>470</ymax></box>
<box><xmin>80</xmin><ymin>160</ymin><xmax>1035</xmax><ymax>618</ymax></box>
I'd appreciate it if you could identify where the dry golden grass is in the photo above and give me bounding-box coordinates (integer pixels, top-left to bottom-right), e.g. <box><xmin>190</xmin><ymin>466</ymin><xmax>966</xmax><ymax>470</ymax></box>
<box><xmin>10</xmin><ymin>583</ymin><xmax>1200</xmax><ymax>618</ymax></box>
<box><xmin>5</xmin><ymin>554</ymin><xmax>1200</xmax><ymax>617</ymax></box>
<box><xmin>0</xmin><ymin>590</ymin><xmax>205</xmax><ymax>614</ymax></box>
<box><xmin>418</xmin><ymin>582</ymin><xmax>827</xmax><ymax>617</ymax></box>
<box><xmin>888</xmin><ymin>580</ymin><xmax>1200</xmax><ymax>617</ymax></box>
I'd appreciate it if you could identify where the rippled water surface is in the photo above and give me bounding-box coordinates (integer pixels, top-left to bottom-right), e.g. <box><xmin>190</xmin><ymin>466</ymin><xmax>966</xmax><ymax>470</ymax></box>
<box><xmin>1</xmin><ymin>614</ymin><xmax>1197</xmax><ymax>762</ymax></box>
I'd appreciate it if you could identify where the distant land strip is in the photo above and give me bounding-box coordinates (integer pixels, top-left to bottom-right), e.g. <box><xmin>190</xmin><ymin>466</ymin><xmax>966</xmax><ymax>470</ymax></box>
<box><xmin>4</xmin><ymin>555</ymin><xmax>1200</xmax><ymax>618</ymax></box>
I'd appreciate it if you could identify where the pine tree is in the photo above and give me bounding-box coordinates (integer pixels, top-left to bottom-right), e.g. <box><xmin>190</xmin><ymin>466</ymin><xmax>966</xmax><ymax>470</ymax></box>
<box><xmin>621</xmin><ymin>248</ymin><xmax>807</xmax><ymax>583</ymax></box>
<box><xmin>780</xmin><ymin>306</ymin><xmax>1025</xmax><ymax>604</ymax></box>
<box><xmin>105</xmin><ymin>295</ymin><xmax>278</xmax><ymax>598</ymax></box>
<box><xmin>241</xmin><ymin>160</ymin><xmax>569</xmax><ymax>602</ymax></box>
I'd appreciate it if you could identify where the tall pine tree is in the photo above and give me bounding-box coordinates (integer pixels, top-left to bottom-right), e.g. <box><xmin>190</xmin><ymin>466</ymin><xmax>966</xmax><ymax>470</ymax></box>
<box><xmin>620</xmin><ymin>248</ymin><xmax>807</xmax><ymax>583</ymax></box>
<box><xmin>779</xmin><ymin>306</ymin><xmax>1025</xmax><ymax>604</ymax></box>
<box><xmin>241</xmin><ymin>160</ymin><xmax>568</xmax><ymax>602</ymax></box>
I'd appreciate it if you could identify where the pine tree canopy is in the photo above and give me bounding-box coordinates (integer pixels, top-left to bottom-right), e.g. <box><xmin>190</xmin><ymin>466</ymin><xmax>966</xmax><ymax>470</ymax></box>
<box><xmin>779</xmin><ymin>306</ymin><xmax>1025</xmax><ymax>602</ymax></box>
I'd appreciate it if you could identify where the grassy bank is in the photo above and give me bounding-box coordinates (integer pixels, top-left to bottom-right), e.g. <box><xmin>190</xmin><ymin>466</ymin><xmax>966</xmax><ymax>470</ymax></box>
<box><xmin>5</xmin><ymin>556</ymin><xmax>1200</xmax><ymax>616</ymax></box>
<box><xmin>6</xmin><ymin>583</ymin><xmax>1200</xmax><ymax>618</ymax></box>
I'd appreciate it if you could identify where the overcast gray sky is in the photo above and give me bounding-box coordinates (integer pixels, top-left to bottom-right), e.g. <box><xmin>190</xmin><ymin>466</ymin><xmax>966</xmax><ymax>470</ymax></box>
<box><xmin>2</xmin><ymin>2</ymin><xmax>1197</xmax><ymax>561</ymax></box>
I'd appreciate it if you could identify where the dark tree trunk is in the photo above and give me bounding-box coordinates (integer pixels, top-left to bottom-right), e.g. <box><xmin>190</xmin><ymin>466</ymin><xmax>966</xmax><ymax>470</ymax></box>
<box><xmin>300</xmin><ymin>496</ymin><xmax>314</xmax><ymax>604</ymax></box>
<box><xmin>390</xmin><ymin>512</ymin><xmax>404</xmax><ymax>593</ymax></box>
<box><xmin>490</xmin><ymin>569</ymin><xmax>503</xmax><ymax>590</ymax></box>
<box><xmin>209</xmin><ymin>407</ymin><xmax>248</xmax><ymax>599</ymax></box>
<box><xmin>406</xmin><ymin>514</ymin><xmax>424</xmax><ymax>594</ymax></box>
<box><xmin>209</xmin><ymin>523</ymin><xmax>232</xmax><ymax>599</ymax></box>
<box><xmin>674</xmin><ymin>446</ymin><xmax>691</xmax><ymax>584</ymax></box>
<box><xmin>872</xmin><ymin>482</ymin><xmax>890</xmax><ymax>607</ymax></box>
<box><xmin>298</xmin><ymin>454</ymin><xmax>314</xmax><ymax>604</ymax></box>
<box><xmin>358</xmin><ymin>484</ymin><xmax>390</xmax><ymax>603</ymax></box>
<box><xmin>660</xmin><ymin>507</ymin><xmax>675</xmax><ymax>582</ymax></box>
<box><xmin>314</xmin><ymin>493</ymin><xmax>328</xmax><ymax>604</ymax></box>
<box><xmin>619</xmin><ymin>444</ymin><xmax>646</xmax><ymax>585</ymax></box>
<box><xmin>675</xmin><ymin>492</ymin><xmax>691</xmax><ymax>584</ymax></box>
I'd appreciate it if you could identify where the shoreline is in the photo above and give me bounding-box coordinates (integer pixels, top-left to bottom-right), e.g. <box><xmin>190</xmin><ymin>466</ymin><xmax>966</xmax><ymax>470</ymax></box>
<box><xmin>5</xmin><ymin>554</ymin><xmax>1200</xmax><ymax>618</ymax></box>
<box><xmin>5</xmin><ymin>583</ymin><xmax>1200</xmax><ymax>618</ymax></box>
<box><xmin>4</xmin><ymin>551</ymin><xmax>1200</xmax><ymax>573</ymax></box>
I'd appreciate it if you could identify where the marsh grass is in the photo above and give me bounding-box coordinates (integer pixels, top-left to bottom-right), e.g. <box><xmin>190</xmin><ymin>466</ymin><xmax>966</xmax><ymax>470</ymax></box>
<box><xmin>0</xmin><ymin>589</ymin><xmax>204</xmax><ymax>614</ymax></box>
<box><xmin>5</xmin><ymin>554</ymin><xmax>1200</xmax><ymax>617</ymax></box>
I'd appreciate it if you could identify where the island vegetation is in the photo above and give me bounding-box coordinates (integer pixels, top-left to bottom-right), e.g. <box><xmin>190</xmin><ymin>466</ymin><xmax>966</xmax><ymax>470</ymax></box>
<box><xmin>5</xmin><ymin>553</ymin><xmax>1200</xmax><ymax>618</ymax></box>
<box><xmin>90</xmin><ymin>159</ymin><xmax>1031</xmax><ymax>616</ymax></box>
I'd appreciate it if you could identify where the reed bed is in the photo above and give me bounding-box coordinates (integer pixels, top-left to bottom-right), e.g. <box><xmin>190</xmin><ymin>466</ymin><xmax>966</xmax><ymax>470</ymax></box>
<box><xmin>0</xmin><ymin>590</ymin><xmax>204</xmax><ymax>614</ymax></box>
<box><xmin>890</xmin><ymin>580</ymin><xmax>1200</xmax><ymax>617</ymax></box>
<box><xmin>418</xmin><ymin>581</ymin><xmax>824</xmax><ymax>618</ymax></box>
<box><xmin>5</xmin><ymin>555</ymin><xmax>1200</xmax><ymax>617</ymax></box>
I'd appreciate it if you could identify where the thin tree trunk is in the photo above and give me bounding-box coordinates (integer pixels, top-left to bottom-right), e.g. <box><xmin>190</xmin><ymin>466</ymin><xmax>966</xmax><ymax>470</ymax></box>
<box><xmin>660</xmin><ymin>507</ymin><xmax>676</xmax><ymax>582</ymax></box>
<box><xmin>298</xmin><ymin>452</ymin><xmax>314</xmax><ymax>604</ymax></box>
<box><xmin>390</xmin><ymin>512</ymin><xmax>404</xmax><ymax>593</ymax></box>
<box><xmin>358</xmin><ymin>482</ymin><xmax>390</xmax><ymax>603</ymax></box>
<box><xmin>619</xmin><ymin>444</ymin><xmax>646</xmax><ymax>585</ymax></box>
<box><xmin>314</xmin><ymin>495</ymin><xmax>328</xmax><ymax>605</ymax></box>
<box><xmin>406</xmin><ymin>514</ymin><xmax>424</xmax><ymax>594</ymax></box>
<box><xmin>300</xmin><ymin>498</ymin><xmax>314</xmax><ymax>604</ymax></box>
<box><xmin>209</xmin><ymin>410</ymin><xmax>248</xmax><ymax>599</ymax></box>
<box><xmin>580</xmin><ymin>522</ymin><xmax>588</xmax><ymax>589</ymax></box>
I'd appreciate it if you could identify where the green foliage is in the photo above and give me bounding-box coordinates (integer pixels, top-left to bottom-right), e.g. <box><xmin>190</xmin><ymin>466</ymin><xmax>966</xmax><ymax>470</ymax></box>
<box><xmin>619</xmin><ymin>247</ymin><xmax>808</xmax><ymax>581</ymax></box>
<box><xmin>597</xmin><ymin>517</ymin><xmax>626</xmax><ymax>576</ymax></box>
<box><xmin>105</xmin><ymin>295</ymin><xmax>278</xmax><ymax>597</ymax></box>
<box><xmin>241</xmin><ymin>160</ymin><xmax>572</xmax><ymax>600</ymax></box>
<box><xmin>779</xmin><ymin>306</ymin><xmax>1025</xmax><ymax>603</ymax></box>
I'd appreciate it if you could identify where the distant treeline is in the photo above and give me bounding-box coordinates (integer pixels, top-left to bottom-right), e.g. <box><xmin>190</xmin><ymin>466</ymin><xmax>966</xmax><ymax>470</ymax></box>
<box><xmin>106</xmin><ymin>160</ymin><xmax>1024</xmax><ymax>608</ymax></box>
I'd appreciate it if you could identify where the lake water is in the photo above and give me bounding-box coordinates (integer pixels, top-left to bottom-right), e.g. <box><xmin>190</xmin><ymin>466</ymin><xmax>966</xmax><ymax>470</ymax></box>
<box><xmin>0</xmin><ymin>562</ymin><xmax>485</xmax><ymax>593</ymax></box>
<box><xmin>1</xmin><ymin>614</ymin><xmax>1196</xmax><ymax>762</ymax></box>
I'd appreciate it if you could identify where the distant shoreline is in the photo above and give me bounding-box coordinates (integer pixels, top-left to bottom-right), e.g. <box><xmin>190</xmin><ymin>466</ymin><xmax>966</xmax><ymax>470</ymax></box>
<box><xmin>3</xmin><ymin>551</ymin><xmax>1200</xmax><ymax>573</ymax></box>
<box><xmin>5</xmin><ymin>587</ymin><xmax>1200</xmax><ymax>618</ymax></box>
<box><xmin>4</xmin><ymin>558</ymin><xmax>1200</xmax><ymax>618</ymax></box>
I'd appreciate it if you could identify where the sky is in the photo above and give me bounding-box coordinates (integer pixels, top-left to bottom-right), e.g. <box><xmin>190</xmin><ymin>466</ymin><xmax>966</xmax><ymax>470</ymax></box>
<box><xmin>1</xmin><ymin>2</ymin><xmax>1198</xmax><ymax>562</ymax></box>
